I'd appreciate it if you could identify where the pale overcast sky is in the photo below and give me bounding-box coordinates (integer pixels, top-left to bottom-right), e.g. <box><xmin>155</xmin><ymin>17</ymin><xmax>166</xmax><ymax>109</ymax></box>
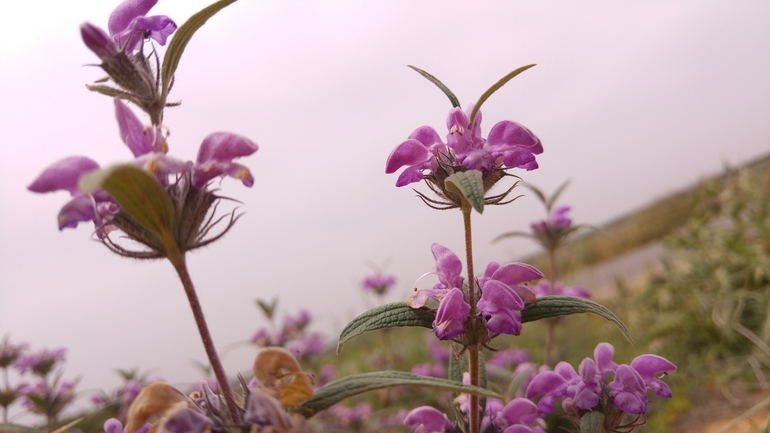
<box><xmin>1</xmin><ymin>0</ymin><xmax>769</xmax><ymax>416</ymax></box>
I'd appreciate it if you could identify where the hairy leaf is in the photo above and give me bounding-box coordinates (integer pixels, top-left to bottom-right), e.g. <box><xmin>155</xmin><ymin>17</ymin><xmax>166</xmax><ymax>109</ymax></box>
<box><xmin>522</xmin><ymin>296</ymin><xmax>633</xmax><ymax>343</ymax></box>
<box><xmin>79</xmin><ymin>165</ymin><xmax>174</xmax><ymax>240</ymax></box>
<box><xmin>580</xmin><ymin>411</ymin><xmax>604</xmax><ymax>433</ymax></box>
<box><xmin>294</xmin><ymin>371</ymin><xmax>501</xmax><ymax>417</ymax></box>
<box><xmin>445</xmin><ymin>170</ymin><xmax>485</xmax><ymax>213</ymax></box>
<box><xmin>337</xmin><ymin>302</ymin><xmax>434</xmax><ymax>353</ymax></box>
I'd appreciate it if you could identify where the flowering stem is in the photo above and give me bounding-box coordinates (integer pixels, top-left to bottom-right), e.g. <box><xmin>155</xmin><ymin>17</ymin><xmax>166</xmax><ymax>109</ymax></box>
<box><xmin>461</xmin><ymin>202</ymin><xmax>480</xmax><ymax>433</ymax></box>
<box><xmin>165</xmin><ymin>243</ymin><xmax>241</xmax><ymax>423</ymax></box>
<box><xmin>544</xmin><ymin>247</ymin><xmax>558</xmax><ymax>366</ymax></box>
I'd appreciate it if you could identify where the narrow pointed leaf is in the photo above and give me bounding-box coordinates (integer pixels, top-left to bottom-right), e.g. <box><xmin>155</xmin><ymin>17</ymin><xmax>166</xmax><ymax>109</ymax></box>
<box><xmin>468</xmin><ymin>64</ymin><xmax>536</xmax><ymax>128</ymax></box>
<box><xmin>79</xmin><ymin>165</ymin><xmax>174</xmax><ymax>239</ymax></box>
<box><xmin>294</xmin><ymin>371</ymin><xmax>501</xmax><ymax>417</ymax></box>
<box><xmin>445</xmin><ymin>170</ymin><xmax>484</xmax><ymax>213</ymax></box>
<box><xmin>522</xmin><ymin>296</ymin><xmax>633</xmax><ymax>343</ymax></box>
<box><xmin>525</xmin><ymin>183</ymin><xmax>547</xmax><ymax>206</ymax></box>
<box><xmin>408</xmin><ymin>65</ymin><xmax>461</xmax><ymax>108</ymax></box>
<box><xmin>161</xmin><ymin>0</ymin><xmax>238</xmax><ymax>96</ymax></box>
<box><xmin>580</xmin><ymin>411</ymin><xmax>604</xmax><ymax>433</ymax></box>
<box><xmin>337</xmin><ymin>303</ymin><xmax>434</xmax><ymax>353</ymax></box>
<box><xmin>545</xmin><ymin>179</ymin><xmax>571</xmax><ymax>211</ymax></box>
<box><xmin>492</xmin><ymin>231</ymin><xmax>534</xmax><ymax>243</ymax></box>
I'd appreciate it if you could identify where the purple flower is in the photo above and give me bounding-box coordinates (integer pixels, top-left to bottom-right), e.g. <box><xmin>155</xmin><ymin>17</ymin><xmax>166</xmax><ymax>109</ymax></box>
<box><xmin>105</xmin><ymin>418</ymin><xmax>151</xmax><ymax>433</ymax></box>
<box><xmin>433</xmin><ymin>288</ymin><xmax>470</xmax><ymax>340</ymax></box>
<box><xmin>81</xmin><ymin>0</ymin><xmax>177</xmax><ymax>59</ymax></box>
<box><xmin>15</xmin><ymin>348</ymin><xmax>66</xmax><ymax>377</ymax></box>
<box><xmin>28</xmin><ymin>157</ymin><xmax>118</xmax><ymax>230</ymax></box>
<box><xmin>361</xmin><ymin>272</ymin><xmax>397</xmax><ymax>295</ymax></box>
<box><xmin>19</xmin><ymin>378</ymin><xmax>76</xmax><ymax>418</ymax></box>
<box><xmin>493</xmin><ymin>398</ymin><xmax>546</xmax><ymax>433</ymax></box>
<box><xmin>386</xmin><ymin>106</ymin><xmax>542</xmax><ymax>187</ymax></box>
<box><xmin>630</xmin><ymin>354</ymin><xmax>676</xmax><ymax>398</ymax></box>
<box><xmin>191</xmin><ymin>132</ymin><xmax>259</xmax><ymax>187</ymax></box>
<box><xmin>0</xmin><ymin>339</ymin><xmax>28</xmax><ymax>369</ymax></box>
<box><xmin>487</xmin><ymin>347</ymin><xmax>531</xmax><ymax>369</ymax></box>
<box><xmin>408</xmin><ymin>243</ymin><xmax>464</xmax><ymax>308</ymax></box>
<box><xmin>81</xmin><ymin>23</ymin><xmax>119</xmax><ymax>60</ymax></box>
<box><xmin>108</xmin><ymin>0</ymin><xmax>177</xmax><ymax>54</ymax></box>
<box><xmin>403</xmin><ymin>406</ymin><xmax>453</xmax><ymax>433</ymax></box>
<box><xmin>476</xmin><ymin>261</ymin><xmax>543</xmax><ymax>336</ymax></box>
<box><xmin>243</xmin><ymin>387</ymin><xmax>295</xmax><ymax>430</ymax></box>
<box><xmin>530</xmin><ymin>205</ymin><xmax>573</xmax><ymax>239</ymax></box>
<box><xmin>526</xmin><ymin>343</ymin><xmax>676</xmax><ymax>417</ymax></box>
<box><xmin>531</xmin><ymin>280</ymin><xmax>590</xmax><ymax>299</ymax></box>
<box><xmin>285</xmin><ymin>334</ymin><xmax>325</xmax><ymax>360</ymax></box>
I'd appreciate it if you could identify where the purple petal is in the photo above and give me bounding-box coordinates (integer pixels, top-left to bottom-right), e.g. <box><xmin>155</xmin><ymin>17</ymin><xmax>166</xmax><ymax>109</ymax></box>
<box><xmin>114</xmin><ymin>99</ymin><xmax>157</xmax><ymax>157</ymax></box>
<box><xmin>385</xmin><ymin>139</ymin><xmax>432</xmax><ymax>174</ymax></box>
<box><xmin>132</xmin><ymin>15</ymin><xmax>177</xmax><ymax>45</ymax></box>
<box><xmin>479</xmin><ymin>280</ymin><xmax>525</xmax><ymax>311</ymax></box>
<box><xmin>495</xmin><ymin>398</ymin><xmax>538</xmax><ymax>429</ymax></box>
<box><xmin>28</xmin><ymin>156</ymin><xmax>100</xmax><ymax>195</ymax></box>
<box><xmin>525</xmin><ymin>371</ymin><xmax>567</xmax><ymax>400</ymax></box>
<box><xmin>487</xmin><ymin>120</ymin><xmax>542</xmax><ymax>154</ymax></box>
<box><xmin>395</xmin><ymin>165</ymin><xmax>425</xmax><ymax>187</ymax></box>
<box><xmin>244</xmin><ymin>388</ymin><xmax>294</xmax><ymax>429</ymax></box>
<box><xmin>490</xmin><ymin>262</ymin><xmax>544</xmax><ymax>287</ymax></box>
<box><xmin>484</xmin><ymin>307</ymin><xmax>522</xmax><ymax>336</ymax></box>
<box><xmin>407</xmin><ymin>288</ymin><xmax>449</xmax><ymax>308</ymax></box>
<box><xmin>403</xmin><ymin>406</ymin><xmax>453</xmax><ymax>433</ymax></box>
<box><xmin>609</xmin><ymin>365</ymin><xmax>648</xmax><ymax>414</ymax></box>
<box><xmin>630</xmin><ymin>355</ymin><xmax>676</xmax><ymax>398</ymax></box>
<box><xmin>408</xmin><ymin>126</ymin><xmax>444</xmax><ymax>149</ymax></box>
<box><xmin>432</xmin><ymin>288</ymin><xmax>469</xmax><ymax>340</ymax></box>
<box><xmin>192</xmin><ymin>161</ymin><xmax>254</xmax><ymax>188</ymax></box>
<box><xmin>108</xmin><ymin>0</ymin><xmax>157</xmax><ymax>36</ymax></box>
<box><xmin>431</xmin><ymin>243</ymin><xmax>464</xmax><ymax>290</ymax></box>
<box><xmin>58</xmin><ymin>195</ymin><xmax>97</xmax><ymax>230</ymax></box>
<box><xmin>571</xmin><ymin>385</ymin><xmax>599</xmax><ymax>410</ymax></box>
<box><xmin>155</xmin><ymin>408</ymin><xmax>212</xmax><ymax>433</ymax></box>
<box><xmin>594</xmin><ymin>343</ymin><xmax>618</xmax><ymax>379</ymax></box>
<box><xmin>445</xmin><ymin>107</ymin><xmax>470</xmax><ymax>152</ymax></box>
<box><xmin>103</xmin><ymin>418</ymin><xmax>123</xmax><ymax>433</ymax></box>
<box><xmin>80</xmin><ymin>23</ymin><xmax>119</xmax><ymax>60</ymax></box>
<box><xmin>502</xmin><ymin>147</ymin><xmax>536</xmax><ymax>169</ymax></box>
<box><xmin>196</xmin><ymin>132</ymin><xmax>258</xmax><ymax>165</ymax></box>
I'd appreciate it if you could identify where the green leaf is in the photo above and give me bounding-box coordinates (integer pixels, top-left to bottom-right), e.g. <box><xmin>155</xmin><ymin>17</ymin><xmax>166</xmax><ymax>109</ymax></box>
<box><xmin>161</xmin><ymin>0</ymin><xmax>238</xmax><ymax>97</ymax></box>
<box><xmin>445</xmin><ymin>170</ymin><xmax>485</xmax><ymax>213</ymax></box>
<box><xmin>492</xmin><ymin>230</ymin><xmax>534</xmax><ymax>244</ymax></box>
<box><xmin>580</xmin><ymin>411</ymin><xmax>604</xmax><ymax>433</ymax></box>
<box><xmin>522</xmin><ymin>296</ymin><xmax>634</xmax><ymax>343</ymax></box>
<box><xmin>337</xmin><ymin>303</ymin><xmax>434</xmax><ymax>353</ymax></box>
<box><xmin>294</xmin><ymin>371</ymin><xmax>501</xmax><ymax>417</ymax></box>
<box><xmin>0</xmin><ymin>423</ymin><xmax>42</xmax><ymax>433</ymax></box>
<box><xmin>468</xmin><ymin>64</ymin><xmax>536</xmax><ymax>128</ymax></box>
<box><xmin>545</xmin><ymin>179</ymin><xmax>571</xmax><ymax>211</ymax></box>
<box><xmin>407</xmin><ymin>65</ymin><xmax>461</xmax><ymax>108</ymax></box>
<box><xmin>79</xmin><ymin>165</ymin><xmax>174</xmax><ymax>240</ymax></box>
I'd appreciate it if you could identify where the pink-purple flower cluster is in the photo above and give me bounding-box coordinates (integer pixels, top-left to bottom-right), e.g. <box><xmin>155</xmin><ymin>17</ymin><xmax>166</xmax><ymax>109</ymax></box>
<box><xmin>361</xmin><ymin>272</ymin><xmax>397</xmax><ymax>296</ymax></box>
<box><xmin>386</xmin><ymin>106</ymin><xmax>542</xmax><ymax>187</ymax></box>
<box><xmin>81</xmin><ymin>0</ymin><xmax>177</xmax><ymax>60</ymax></box>
<box><xmin>408</xmin><ymin>244</ymin><xmax>543</xmax><ymax>340</ymax></box>
<box><xmin>29</xmin><ymin>100</ymin><xmax>258</xmax><ymax>232</ymax></box>
<box><xmin>526</xmin><ymin>343</ymin><xmax>676</xmax><ymax>416</ymax></box>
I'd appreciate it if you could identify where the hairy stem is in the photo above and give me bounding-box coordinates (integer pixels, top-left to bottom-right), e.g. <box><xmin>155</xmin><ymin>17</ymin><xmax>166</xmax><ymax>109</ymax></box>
<box><xmin>462</xmin><ymin>202</ymin><xmax>480</xmax><ymax>433</ymax></box>
<box><xmin>165</xmin><ymin>244</ymin><xmax>241</xmax><ymax>423</ymax></box>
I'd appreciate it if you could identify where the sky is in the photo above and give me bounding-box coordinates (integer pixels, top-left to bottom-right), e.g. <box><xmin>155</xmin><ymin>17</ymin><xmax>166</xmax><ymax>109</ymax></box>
<box><xmin>1</xmin><ymin>0</ymin><xmax>769</xmax><ymax>417</ymax></box>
